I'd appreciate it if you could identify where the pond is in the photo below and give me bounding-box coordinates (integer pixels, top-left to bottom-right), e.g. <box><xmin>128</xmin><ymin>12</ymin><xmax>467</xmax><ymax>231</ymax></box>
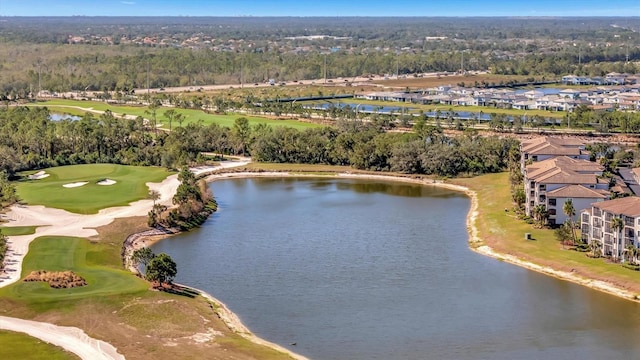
<box><xmin>152</xmin><ymin>178</ymin><xmax>640</xmax><ymax>360</ymax></box>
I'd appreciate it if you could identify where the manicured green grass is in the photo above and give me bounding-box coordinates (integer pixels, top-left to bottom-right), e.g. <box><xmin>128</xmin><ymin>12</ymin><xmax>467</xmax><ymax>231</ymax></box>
<box><xmin>0</xmin><ymin>330</ymin><xmax>79</xmax><ymax>360</ymax></box>
<box><xmin>451</xmin><ymin>173</ymin><xmax>640</xmax><ymax>290</ymax></box>
<box><xmin>0</xmin><ymin>226</ymin><xmax>37</xmax><ymax>236</ymax></box>
<box><xmin>0</xmin><ymin>236</ymin><xmax>147</xmax><ymax>304</ymax></box>
<box><xmin>17</xmin><ymin>164</ymin><xmax>173</xmax><ymax>214</ymax></box>
<box><xmin>34</xmin><ymin>99</ymin><xmax>322</xmax><ymax>130</ymax></box>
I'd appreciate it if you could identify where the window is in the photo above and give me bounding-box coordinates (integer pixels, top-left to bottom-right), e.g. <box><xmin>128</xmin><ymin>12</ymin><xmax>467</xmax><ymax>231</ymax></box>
<box><xmin>548</xmin><ymin>199</ymin><xmax>557</xmax><ymax>206</ymax></box>
<box><xmin>548</xmin><ymin>209</ymin><xmax>557</xmax><ymax>216</ymax></box>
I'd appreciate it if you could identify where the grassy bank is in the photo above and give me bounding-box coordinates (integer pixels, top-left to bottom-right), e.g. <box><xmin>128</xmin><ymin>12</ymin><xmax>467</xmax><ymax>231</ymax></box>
<box><xmin>34</xmin><ymin>99</ymin><xmax>322</xmax><ymax>130</ymax></box>
<box><xmin>17</xmin><ymin>164</ymin><xmax>173</xmax><ymax>214</ymax></box>
<box><xmin>0</xmin><ymin>216</ymin><xmax>298</xmax><ymax>360</ymax></box>
<box><xmin>451</xmin><ymin>173</ymin><xmax>640</xmax><ymax>294</ymax></box>
<box><xmin>0</xmin><ymin>236</ymin><xmax>148</xmax><ymax>303</ymax></box>
<box><xmin>0</xmin><ymin>330</ymin><xmax>79</xmax><ymax>360</ymax></box>
<box><xmin>0</xmin><ymin>226</ymin><xmax>37</xmax><ymax>236</ymax></box>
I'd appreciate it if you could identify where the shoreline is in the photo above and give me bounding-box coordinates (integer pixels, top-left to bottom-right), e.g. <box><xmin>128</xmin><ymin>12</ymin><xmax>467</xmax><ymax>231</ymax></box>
<box><xmin>5</xmin><ymin>167</ymin><xmax>640</xmax><ymax>360</ymax></box>
<box><xmin>197</xmin><ymin>170</ymin><xmax>640</xmax><ymax>304</ymax></box>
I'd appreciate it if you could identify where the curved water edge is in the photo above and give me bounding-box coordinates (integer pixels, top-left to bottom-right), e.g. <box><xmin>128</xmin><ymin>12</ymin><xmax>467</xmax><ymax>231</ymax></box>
<box><xmin>126</xmin><ymin>170</ymin><xmax>640</xmax><ymax>358</ymax></box>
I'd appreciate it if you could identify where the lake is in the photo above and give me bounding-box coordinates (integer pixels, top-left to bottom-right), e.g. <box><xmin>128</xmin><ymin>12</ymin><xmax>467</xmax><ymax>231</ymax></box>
<box><xmin>152</xmin><ymin>177</ymin><xmax>640</xmax><ymax>360</ymax></box>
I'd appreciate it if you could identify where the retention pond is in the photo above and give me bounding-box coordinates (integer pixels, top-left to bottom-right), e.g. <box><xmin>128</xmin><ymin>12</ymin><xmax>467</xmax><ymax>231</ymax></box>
<box><xmin>152</xmin><ymin>177</ymin><xmax>640</xmax><ymax>360</ymax></box>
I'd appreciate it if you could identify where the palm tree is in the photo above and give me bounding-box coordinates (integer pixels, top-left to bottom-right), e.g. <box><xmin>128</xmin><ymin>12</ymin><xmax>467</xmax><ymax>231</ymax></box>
<box><xmin>533</xmin><ymin>204</ymin><xmax>548</xmax><ymax>227</ymax></box>
<box><xmin>148</xmin><ymin>190</ymin><xmax>161</xmax><ymax>207</ymax></box>
<box><xmin>590</xmin><ymin>239</ymin><xmax>602</xmax><ymax>258</ymax></box>
<box><xmin>563</xmin><ymin>199</ymin><xmax>577</xmax><ymax>245</ymax></box>
<box><xmin>611</xmin><ymin>217</ymin><xmax>624</xmax><ymax>261</ymax></box>
<box><xmin>624</xmin><ymin>244</ymin><xmax>636</xmax><ymax>265</ymax></box>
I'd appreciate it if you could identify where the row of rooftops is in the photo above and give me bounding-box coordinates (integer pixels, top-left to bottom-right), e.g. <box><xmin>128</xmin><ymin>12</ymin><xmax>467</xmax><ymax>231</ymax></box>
<box><xmin>521</xmin><ymin>136</ymin><xmax>585</xmax><ymax>158</ymax></box>
<box><xmin>521</xmin><ymin>137</ymin><xmax>640</xmax><ymax>219</ymax></box>
<box><xmin>356</xmin><ymin>82</ymin><xmax>640</xmax><ymax>111</ymax></box>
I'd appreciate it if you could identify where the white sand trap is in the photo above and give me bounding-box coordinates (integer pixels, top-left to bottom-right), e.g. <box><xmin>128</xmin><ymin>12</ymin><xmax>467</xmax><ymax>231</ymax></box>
<box><xmin>63</xmin><ymin>182</ymin><xmax>89</xmax><ymax>188</ymax></box>
<box><xmin>97</xmin><ymin>179</ymin><xmax>117</xmax><ymax>186</ymax></box>
<box><xmin>28</xmin><ymin>171</ymin><xmax>50</xmax><ymax>180</ymax></box>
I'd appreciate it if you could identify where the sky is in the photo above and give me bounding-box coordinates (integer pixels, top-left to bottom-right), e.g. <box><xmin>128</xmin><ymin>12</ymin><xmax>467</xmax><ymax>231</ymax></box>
<box><xmin>0</xmin><ymin>0</ymin><xmax>639</xmax><ymax>17</ymax></box>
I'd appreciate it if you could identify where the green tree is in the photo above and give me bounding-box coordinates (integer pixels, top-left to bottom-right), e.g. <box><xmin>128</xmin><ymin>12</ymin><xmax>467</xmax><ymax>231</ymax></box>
<box><xmin>563</xmin><ymin>199</ymin><xmax>577</xmax><ymax>245</ymax></box>
<box><xmin>555</xmin><ymin>222</ymin><xmax>573</xmax><ymax>248</ymax></box>
<box><xmin>148</xmin><ymin>189</ymin><xmax>161</xmax><ymax>206</ymax></box>
<box><xmin>590</xmin><ymin>239</ymin><xmax>602</xmax><ymax>258</ymax></box>
<box><xmin>145</xmin><ymin>100</ymin><xmax>161</xmax><ymax>139</ymax></box>
<box><xmin>131</xmin><ymin>247</ymin><xmax>155</xmax><ymax>267</ymax></box>
<box><xmin>0</xmin><ymin>229</ymin><xmax>7</xmax><ymax>268</ymax></box>
<box><xmin>232</xmin><ymin>117</ymin><xmax>251</xmax><ymax>155</ymax></box>
<box><xmin>145</xmin><ymin>253</ymin><xmax>177</xmax><ymax>286</ymax></box>
<box><xmin>533</xmin><ymin>204</ymin><xmax>548</xmax><ymax>227</ymax></box>
<box><xmin>611</xmin><ymin>217</ymin><xmax>624</xmax><ymax>260</ymax></box>
<box><xmin>163</xmin><ymin>109</ymin><xmax>176</xmax><ymax>131</ymax></box>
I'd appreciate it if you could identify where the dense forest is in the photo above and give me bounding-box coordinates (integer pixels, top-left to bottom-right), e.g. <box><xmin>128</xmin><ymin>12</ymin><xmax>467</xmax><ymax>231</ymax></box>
<box><xmin>0</xmin><ymin>106</ymin><xmax>518</xmax><ymax>180</ymax></box>
<box><xmin>0</xmin><ymin>17</ymin><xmax>638</xmax><ymax>95</ymax></box>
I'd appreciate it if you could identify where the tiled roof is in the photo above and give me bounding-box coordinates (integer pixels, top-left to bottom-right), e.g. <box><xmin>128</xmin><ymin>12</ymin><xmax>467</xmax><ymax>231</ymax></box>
<box><xmin>546</xmin><ymin>184</ymin><xmax>608</xmax><ymax>199</ymax></box>
<box><xmin>526</xmin><ymin>156</ymin><xmax>602</xmax><ymax>175</ymax></box>
<box><xmin>537</xmin><ymin>171</ymin><xmax>598</xmax><ymax>185</ymax></box>
<box><xmin>591</xmin><ymin>196</ymin><xmax>640</xmax><ymax>217</ymax></box>
<box><xmin>521</xmin><ymin>136</ymin><xmax>585</xmax><ymax>153</ymax></box>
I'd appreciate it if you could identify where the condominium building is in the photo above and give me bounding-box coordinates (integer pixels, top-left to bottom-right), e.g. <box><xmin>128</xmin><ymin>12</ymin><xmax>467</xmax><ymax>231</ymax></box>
<box><xmin>524</xmin><ymin>156</ymin><xmax>608</xmax><ymax>225</ymax></box>
<box><xmin>581</xmin><ymin>197</ymin><xmax>640</xmax><ymax>260</ymax></box>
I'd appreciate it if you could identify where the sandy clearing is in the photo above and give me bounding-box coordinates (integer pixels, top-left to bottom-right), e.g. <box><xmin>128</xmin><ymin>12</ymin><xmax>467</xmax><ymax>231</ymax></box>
<box><xmin>63</xmin><ymin>181</ymin><xmax>88</xmax><ymax>188</ymax></box>
<box><xmin>97</xmin><ymin>179</ymin><xmax>117</xmax><ymax>186</ymax></box>
<box><xmin>28</xmin><ymin>171</ymin><xmax>50</xmax><ymax>180</ymax></box>
<box><xmin>0</xmin><ymin>316</ymin><xmax>124</xmax><ymax>360</ymax></box>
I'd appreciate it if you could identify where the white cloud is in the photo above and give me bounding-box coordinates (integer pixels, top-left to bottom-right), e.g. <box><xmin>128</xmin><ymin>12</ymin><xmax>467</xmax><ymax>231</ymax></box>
<box><xmin>121</xmin><ymin>1</ymin><xmax>136</xmax><ymax>5</ymax></box>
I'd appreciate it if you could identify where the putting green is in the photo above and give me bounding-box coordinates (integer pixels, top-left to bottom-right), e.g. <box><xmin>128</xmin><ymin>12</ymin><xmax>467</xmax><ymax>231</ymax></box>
<box><xmin>0</xmin><ymin>236</ymin><xmax>147</xmax><ymax>303</ymax></box>
<box><xmin>0</xmin><ymin>330</ymin><xmax>79</xmax><ymax>360</ymax></box>
<box><xmin>17</xmin><ymin>164</ymin><xmax>173</xmax><ymax>214</ymax></box>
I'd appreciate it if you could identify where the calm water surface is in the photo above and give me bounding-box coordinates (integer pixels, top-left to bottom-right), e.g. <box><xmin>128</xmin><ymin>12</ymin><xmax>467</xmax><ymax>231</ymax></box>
<box><xmin>152</xmin><ymin>178</ymin><xmax>640</xmax><ymax>360</ymax></box>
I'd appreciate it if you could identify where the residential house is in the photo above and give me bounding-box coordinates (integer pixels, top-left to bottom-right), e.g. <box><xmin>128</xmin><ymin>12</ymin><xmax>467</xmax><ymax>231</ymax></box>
<box><xmin>605</xmin><ymin>72</ymin><xmax>629</xmax><ymax>85</ymax></box>
<box><xmin>581</xmin><ymin>196</ymin><xmax>640</xmax><ymax>259</ymax></box>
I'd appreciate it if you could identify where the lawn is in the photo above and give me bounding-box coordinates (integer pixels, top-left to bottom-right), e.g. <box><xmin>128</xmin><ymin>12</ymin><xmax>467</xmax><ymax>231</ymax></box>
<box><xmin>35</xmin><ymin>99</ymin><xmax>322</xmax><ymax>130</ymax></box>
<box><xmin>17</xmin><ymin>164</ymin><xmax>173</xmax><ymax>214</ymax></box>
<box><xmin>0</xmin><ymin>330</ymin><xmax>79</xmax><ymax>360</ymax></box>
<box><xmin>451</xmin><ymin>173</ymin><xmax>640</xmax><ymax>294</ymax></box>
<box><xmin>0</xmin><ymin>236</ymin><xmax>147</xmax><ymax>304</ymax></box>
<box><xmin>0</xmin><ymin>226</ymin><xmax>37</xmax><ymax>236</ymax></box>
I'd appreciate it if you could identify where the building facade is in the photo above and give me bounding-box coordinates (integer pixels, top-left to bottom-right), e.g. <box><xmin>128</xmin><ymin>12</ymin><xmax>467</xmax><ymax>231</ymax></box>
<box><xmin>581</xmin><ymin>197</ymin><xmax>640</xmax><ymax>260</ymax></box>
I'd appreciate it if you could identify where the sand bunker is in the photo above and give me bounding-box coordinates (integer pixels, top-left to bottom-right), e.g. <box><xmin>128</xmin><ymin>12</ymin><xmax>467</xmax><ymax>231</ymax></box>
<box><xmin>28</xmin><ymin>171</ymin><xmax>50</xmax><ymax>180</ymax></box>
<box><xmin>97</xmin><ymin>179</ymin><xmax>117</xmax><ymax>186</ymax></box>
<box><xmin>63</xmin><ymin>182</ymin><xmax>88</xmax><ymax>188</ymax></box>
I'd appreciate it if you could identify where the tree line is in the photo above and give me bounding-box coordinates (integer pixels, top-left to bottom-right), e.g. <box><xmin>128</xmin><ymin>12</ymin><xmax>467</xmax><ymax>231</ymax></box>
<box><xmin>0</xmin><ymin>106</ymin><xmax>518</xmax><ymax>179</ymax></box>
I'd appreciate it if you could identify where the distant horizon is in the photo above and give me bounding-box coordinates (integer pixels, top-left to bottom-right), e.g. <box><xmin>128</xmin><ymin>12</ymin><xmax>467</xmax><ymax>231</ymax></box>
<box><xmin>1</xmin><ymin>0</ymin><xmax>639</xmax><ymax>17</ymax></box>
<box><xmin>2</xmin><ymin>15</ymin><xmax>640</xmax><ymax>18</ymax></box>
